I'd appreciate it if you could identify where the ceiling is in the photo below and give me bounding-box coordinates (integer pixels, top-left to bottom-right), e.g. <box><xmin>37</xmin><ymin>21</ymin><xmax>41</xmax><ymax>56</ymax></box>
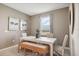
<box><xmin>3</xmin><ymin>3</ymin><xmax>69</xmax><ymax>16</ymax></box>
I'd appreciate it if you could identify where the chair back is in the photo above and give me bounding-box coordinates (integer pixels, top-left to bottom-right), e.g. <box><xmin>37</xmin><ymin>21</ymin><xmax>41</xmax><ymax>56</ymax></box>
<box><xmin>21</xmin><ymin>33</ymin><xmax>27</xmax><ymax>37</ymax></box>
<box><xmin>62</xmin><ymin>34</ymin><xmax>68</xmax><ymax>47</ymax></box>
<box><xmin>47</xmin><ymin>32</ymin><xmax>53</xmax><ymax>38</ymax></box>
<box><xmin>20</xmin><ymin>33</ymin><xmax>27</xmax><ymax>42</ymax></box>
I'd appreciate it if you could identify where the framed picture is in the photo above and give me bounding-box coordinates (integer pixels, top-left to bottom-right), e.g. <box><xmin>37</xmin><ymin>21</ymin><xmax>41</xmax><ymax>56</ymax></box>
<box><xmin>8</xmin><ymin>17</ymin><xmax>19</xmax><ymax>31</ymax></box>
<box><xmin>20</xmin><ymin>19</ymin><xmax>27</xmax><ymax>31</ymax></box>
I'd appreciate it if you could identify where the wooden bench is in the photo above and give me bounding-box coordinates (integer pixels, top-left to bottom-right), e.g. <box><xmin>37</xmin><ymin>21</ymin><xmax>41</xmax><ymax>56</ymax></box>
<box><xmin>19</xmin><ymin>41</ymin><xmax>49</xmax><ymax>55</ymax></box>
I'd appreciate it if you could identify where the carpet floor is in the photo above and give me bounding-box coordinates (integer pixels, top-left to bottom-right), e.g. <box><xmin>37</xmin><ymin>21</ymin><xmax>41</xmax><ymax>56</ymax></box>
<box><xmin>0</xmin><ymin>45</ymin><xmax>70</xmax><ymax>56</ymax></box>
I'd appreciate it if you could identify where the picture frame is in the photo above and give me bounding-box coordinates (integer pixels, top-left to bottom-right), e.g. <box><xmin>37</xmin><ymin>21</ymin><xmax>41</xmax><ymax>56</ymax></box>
<box><xmin>8</xmin><ymin>17</ymin><xmax>19</xmax><ymax>31</ymax></box>
<box><xmin>20</xmin><ymin>19</ymin><xmax>27</xmax><ymax>31</ymax></box>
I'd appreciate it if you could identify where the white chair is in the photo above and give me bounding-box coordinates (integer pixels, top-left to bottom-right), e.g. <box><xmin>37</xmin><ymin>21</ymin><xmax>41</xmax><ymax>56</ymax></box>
<box><xmin>40</xmin><ymin>32</ymin><xmax>53</xmax><ymax>38</ymax></box>
<box><xmin>54</xmin><ymin>34</ymin><xmax>69</xmax><ymax>56</ymax></box>
<box><xmin>18</xmin><ymin>32</ymin><xmax>27</xmax><ymax>53</ymax></box>
<box><xmin>47</xmin><ymin>32</ymin><xmax>53</xmax><ymax>38</ymax></box>
<box><xmin>21</xmin><ymin>33</ymin><xmax>27</xmax><ymax>37</ymax></box>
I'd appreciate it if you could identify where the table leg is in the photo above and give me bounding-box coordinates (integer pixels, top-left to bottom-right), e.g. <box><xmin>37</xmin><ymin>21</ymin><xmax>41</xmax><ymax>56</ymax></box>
<box><xmin>50</xmin><ymin>44</ymin><xmax>53</xmax><ymax>56</ymax></box>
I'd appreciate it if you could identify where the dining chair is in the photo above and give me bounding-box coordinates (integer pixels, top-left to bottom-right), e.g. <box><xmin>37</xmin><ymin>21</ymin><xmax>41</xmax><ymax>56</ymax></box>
<box><xmin>40</xmin><ymin>32</ymin><xmax>53</xmax><ymax>38</ymax></box>
<box><xmin>18</xmin><ymin>32</ymin><xmax>27</xmax><ymax>53</ymax></box>
<box><xmin>54</xmin><ymin>34</ymin><xmax>69</xmax><ymax>56</ymax></box>
<box><xmin>47</xmin><ymin>32</ymin><xmax>53</xmax><ymax>38</ymax></box>
<box><xmin>21</xmin><ymin>33</ymin><xmax>27</xmax><ymax>37</ymax></box>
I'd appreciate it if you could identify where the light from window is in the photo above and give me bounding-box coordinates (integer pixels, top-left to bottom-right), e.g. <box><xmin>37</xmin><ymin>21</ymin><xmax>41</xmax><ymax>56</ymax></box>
<box><xmin>40</xmin><ymin>16</ymin><xmax>50</xmax><ymax>32</ymax></box>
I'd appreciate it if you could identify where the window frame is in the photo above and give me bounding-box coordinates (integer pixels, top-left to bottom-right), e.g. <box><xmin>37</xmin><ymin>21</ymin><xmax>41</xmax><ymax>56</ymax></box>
<box><xmin>40</xmin><ymin>15</ymin><xmax>50</xmax><ymax>32</ymax></box>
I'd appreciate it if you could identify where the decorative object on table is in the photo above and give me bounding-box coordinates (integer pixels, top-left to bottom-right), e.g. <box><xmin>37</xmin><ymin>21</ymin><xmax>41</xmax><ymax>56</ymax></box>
<box><xmin>36</xmin><ymin>29</ymin><xmax>40</xmax><ymax>38</ymax></box>
<box><xmin>8</xmin><ymin>17</ymin><xmax>19</xmax><ymax>31</ymax></box>
<box><xmin>20</xmin><ymin>19</ymin><xmax>27</xmax><ymax>31</ymax></box>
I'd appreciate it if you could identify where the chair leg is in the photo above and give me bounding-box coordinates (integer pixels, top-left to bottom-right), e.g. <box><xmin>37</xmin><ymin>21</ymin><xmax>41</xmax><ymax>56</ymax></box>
<box><xmin>62</xmin><ymin>50</ymin><xmax>64</xmax><ymax>56</ymax></box>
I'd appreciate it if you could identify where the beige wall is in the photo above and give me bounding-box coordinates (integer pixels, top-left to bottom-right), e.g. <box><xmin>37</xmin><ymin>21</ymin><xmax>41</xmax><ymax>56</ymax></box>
<box><xmin>0</xmin><ymin>4</ymin><xmax>69</xmax><ymax>49</ymax></box>
<box><xmin>0</xmin><ymin>4</ymin><xmax>31</xmax><ymax>49</ymax></box>
<box><xmin>30</xmin><ymin>7</ymin><xmax>69</xmax><ymax>44</ymax></box>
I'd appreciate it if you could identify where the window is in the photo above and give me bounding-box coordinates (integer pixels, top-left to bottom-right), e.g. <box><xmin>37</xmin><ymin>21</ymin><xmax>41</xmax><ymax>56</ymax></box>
<box><xmin>40</xmin><ymin>16</ymin><xmax>50</xmax><ymax>32</ymax></box>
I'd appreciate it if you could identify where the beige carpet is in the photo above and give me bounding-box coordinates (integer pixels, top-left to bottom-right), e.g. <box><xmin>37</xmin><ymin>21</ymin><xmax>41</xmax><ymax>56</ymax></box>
<box><xmin>0</xmin><ymin>45</ymin><xmax>70</xmax><ymax>56</ymax></box>
<box><xmin>0</xmin><ymin>45</ymin><xmax>21</xmax><ymax>56</ymax></box>
<box><xmin>0</xmin><ymin>45</ymin><xmax>40</xmax><ymax>56</ymax></box>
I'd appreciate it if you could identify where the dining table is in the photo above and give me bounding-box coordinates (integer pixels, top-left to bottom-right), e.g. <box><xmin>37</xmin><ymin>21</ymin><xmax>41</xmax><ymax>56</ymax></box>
<box><xmin>20</xmin><ymin>36</ymin><xmax>56</xmax><ymax>56</ymax></box>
